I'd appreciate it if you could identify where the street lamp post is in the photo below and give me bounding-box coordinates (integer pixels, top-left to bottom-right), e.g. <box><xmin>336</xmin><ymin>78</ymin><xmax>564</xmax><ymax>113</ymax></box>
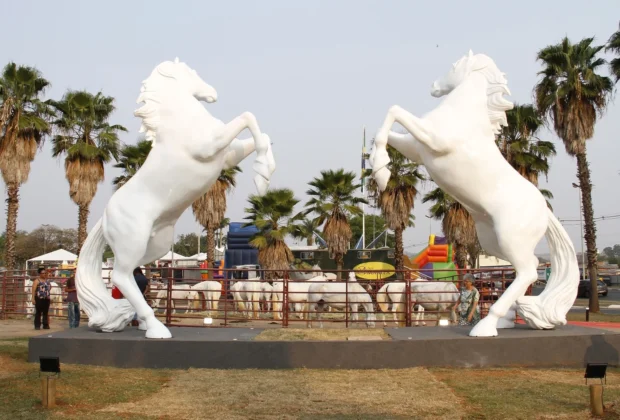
<box><xmin>425</xmin><ymin>215</ymin><xmax>432</xmax><ymax>237</ymax></box>
<box><xmin>572</xmin><ymin>183</ymin><xmax>586</xmax><ymax>279</ymax></box>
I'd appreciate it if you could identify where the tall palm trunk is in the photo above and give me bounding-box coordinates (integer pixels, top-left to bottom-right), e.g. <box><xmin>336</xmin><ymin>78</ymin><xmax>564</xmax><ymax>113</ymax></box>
<box><xmin>576</xmin><ymin>151</ymin><xmax>599</xmax><ymax>312</ymax></box>
<box><xmin>206</xmin><ymin>226</ymin><xmax>216</xmax><ymax>279</ymax></box>
<box><xmin>335</xmin><ymin>253</ymin><xmax>344</xmax><ymax>279</ymax></box>
<box><xmin>4</xmin><ymin>184</ymin><xmax>19</xmax><ymax>270</ymax></box>
<box><xmin>77</xmin><ymin>204</ymin><xmax>90</xmax><ymax>254</ymax></box>
<box><xmin>307</xmin><ymin>236</ymin><xmax>314</xmax><ymax>246</ymax></box>
<box><xmin>394</xmin><ymin>226</ymin><xmax>404</xmax><ymax>272</ymax></box>
<box><xmin>454</xmin><ymin>243</ymin><xmax>468</xmax><ymax>270</ymax></box>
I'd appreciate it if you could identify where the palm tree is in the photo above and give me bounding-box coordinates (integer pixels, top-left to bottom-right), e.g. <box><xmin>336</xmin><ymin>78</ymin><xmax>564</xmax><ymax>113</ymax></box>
<box><xmin>244</xmin><ymin>188</ymin><xmax>299</xmax><ymax>277</ymax></box>
<box><xmin>535</xmin><ymin>37</ymin><xmax>613</xmax><ymax>312</ymax></box>
<box><xmin>366</xmin><ymin>145</ymin><xmax>424</xmax><ymax>271</ymax></box>
<box><xmin>496</xmin><ymin>104</ymin><xmax>556</xmax><ymax>186</ymax></box>
<box><xmin>292</xmin><ymin>217</ymin><xmax>320</xmax><ymax>246</ymax></box>
<box><xmin>304</xmin><ymin>169</ymin><xmax>367</xmax><ymax>278</ymax></box>
<box><xmin>0</xmin><ymin>63</ymin><xmax>52</xmax><ymax>270</ymax></box>
<box><xmin>112</xmin><ymin>139</ymin><xmax>152</xmax><ymax>189</ymax></box>
<box><xmin>51</xmin><ymin>90</ymin><xmax>126</xmax><ymax>251</ymax></box>
<box><xmin>606</xmin><ymin>24</ymin><xmax>620</xmax><ymax>83</ymax></box>
<box><xmin>422</xmin><ymin>186</ymin><xmax>476</xmax><ymax>269</ymax></box>
<box><xmin>192</xmin><ymin>166</ymin><xmax>241</xmax><ymax>277</ymax></box>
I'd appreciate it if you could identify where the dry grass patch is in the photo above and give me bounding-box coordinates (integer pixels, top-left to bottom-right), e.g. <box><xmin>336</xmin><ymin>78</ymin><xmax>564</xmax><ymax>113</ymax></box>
<box><xmin>0</xmin><ymin>339</ymin><xmax>173</xmax><ymax>420</ymax></box>
<box><xmin>103</xmin><ymin>367</ymin><xmax>462</xmax><ymax>419</ymax></box>
<box><xmin>431</xmin><ymin>367</ymin><xmax>620</xmax><ymax>419</ymax></box>
<box><xmin>254</xmin><ymin>328</ymin><xmax>390</xmax><ymax>341</ymax></box>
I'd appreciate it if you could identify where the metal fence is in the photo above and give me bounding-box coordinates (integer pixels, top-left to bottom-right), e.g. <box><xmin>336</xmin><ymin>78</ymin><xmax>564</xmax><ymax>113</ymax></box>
<box><xmin>0</xmin><ymin>267</ymin><xmax>526</xmax><ymax>328</ymax></box>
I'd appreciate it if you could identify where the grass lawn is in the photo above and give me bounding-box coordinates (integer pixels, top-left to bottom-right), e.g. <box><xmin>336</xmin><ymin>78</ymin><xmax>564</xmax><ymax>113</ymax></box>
<box><xmin>4</xmin><ymin>336</ymin><xmax>620</xmax><ymax>419</ymax></box>
<box><xmin>566</xmin><ymin>311</ymin><xmax>620</xmax><ymax>323</ymax></box>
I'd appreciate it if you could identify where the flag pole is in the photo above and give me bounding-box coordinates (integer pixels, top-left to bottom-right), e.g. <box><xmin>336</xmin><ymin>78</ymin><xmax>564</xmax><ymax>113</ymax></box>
<box><xmin>362</xmin><ymin>126</ymin><xmax>366</xmax><ymax>249</ymax></box>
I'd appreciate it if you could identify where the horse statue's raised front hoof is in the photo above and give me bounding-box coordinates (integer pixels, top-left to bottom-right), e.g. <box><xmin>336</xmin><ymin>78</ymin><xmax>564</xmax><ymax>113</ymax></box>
<box><xmin>469</xmin><ymin>315</ymin><xmax>498</xmax><ymax>337</ymax></box>
<box><xmin>144</xmin><ymin>317</ymin><xmax>172</xmax><ymax>339</ymax></box>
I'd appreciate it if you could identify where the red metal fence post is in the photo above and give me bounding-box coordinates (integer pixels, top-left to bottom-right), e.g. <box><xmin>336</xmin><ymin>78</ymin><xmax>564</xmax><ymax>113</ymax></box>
<box><xmin>0</xmin><ymin>271</ymin><xmax>6</xmax><ymax>320</ymax></box>
<box><xmin>345</xmin><ymin>273</ymin><xmax>349</xmax><ymax>328</ymax></box>
<box><xmin>223</xmin><ymin>274</ymin><xmax>229</xmax><ymax>326</ymax></box>
<box><xmin>283</xmin><ymin>275</ymin><xmax>289</xmax><ymax>328</ymax></box>
<box><xmin>165</xmin><ymin>272</ymin><xmax>173</xmax><ymax>326</ymax></box>
<box><xmin>405</xmin><ymin>277</ymin><xmax>412</xmax><ymax>327</ymax></box>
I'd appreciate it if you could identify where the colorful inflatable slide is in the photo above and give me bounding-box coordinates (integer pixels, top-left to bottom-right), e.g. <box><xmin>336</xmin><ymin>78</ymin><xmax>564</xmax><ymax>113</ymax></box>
<box><xmin>411</xmin><ymin>234</ymin><xmax>458</xmax><ymax>280</ymax></box>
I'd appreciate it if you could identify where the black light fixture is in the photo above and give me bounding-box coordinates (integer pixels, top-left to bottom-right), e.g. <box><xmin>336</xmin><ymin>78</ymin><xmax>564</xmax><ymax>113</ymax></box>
<box><xmin>584</xmin><ymin>362</ymin><xmax>607</xmax><ymax>385</ymax></box>
<box><xmin>39</xmin><ymin>356</ymin><xmax>60</xmax><ymax>377</ymax></box>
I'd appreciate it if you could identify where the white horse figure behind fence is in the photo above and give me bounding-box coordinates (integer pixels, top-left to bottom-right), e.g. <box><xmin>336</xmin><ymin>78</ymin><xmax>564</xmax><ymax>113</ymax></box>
<box><xmin>305</xmin><ymin>272</ymin><xmax>376</xmax><ymax>328</ymax></box>
<box><xmin>376</xmin><ymin>280</ymin><xmax>458</xmax><ymax>327</ymax></box>
<box><xmin>187</xmin><ymin>280</ymin><xmax>222</xmax><ymax>312</ymax></box>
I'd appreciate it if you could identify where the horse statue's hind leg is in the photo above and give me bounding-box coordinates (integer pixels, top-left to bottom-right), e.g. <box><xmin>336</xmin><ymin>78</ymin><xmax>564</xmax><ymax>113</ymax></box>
<box><xmin>469</xmin><ymin>214</ymin><xmax>544</xmax><ymax>337</ymax></box>
<box><xmin>107</xmin><ymin>221</ymin><xmax>174</xmax><ymax>338</ymax></box>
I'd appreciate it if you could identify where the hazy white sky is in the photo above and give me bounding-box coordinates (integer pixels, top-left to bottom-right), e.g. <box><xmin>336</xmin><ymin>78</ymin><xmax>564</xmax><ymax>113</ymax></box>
<box><xmin>2</xmin><ymin>0</ymin><xmax>619</xmax><ymax>255</ymax></box>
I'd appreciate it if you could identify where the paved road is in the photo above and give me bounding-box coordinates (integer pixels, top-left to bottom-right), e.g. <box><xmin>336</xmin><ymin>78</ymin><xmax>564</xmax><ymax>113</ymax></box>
<box><xmin>531</xmin><ymin>285</ymin><xmax>620</xmax><ymax>314</ymax></box>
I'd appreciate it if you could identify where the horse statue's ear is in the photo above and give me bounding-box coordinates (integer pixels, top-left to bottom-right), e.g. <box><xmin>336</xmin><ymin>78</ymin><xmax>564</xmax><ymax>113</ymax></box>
<box><xmin>174</xmin><ymin>57</ymin><xmax>180</xmax><ymax>64</ymax></box>
<box><xmin>468</xmin><ymin>49</ymin><xmax>474</xmax><ymax>58</ymax></box>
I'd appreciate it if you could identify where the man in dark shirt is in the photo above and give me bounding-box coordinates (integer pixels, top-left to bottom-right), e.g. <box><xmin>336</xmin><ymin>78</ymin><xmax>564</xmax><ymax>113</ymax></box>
<box><xmin>65</xmin><ymin>276</ymin><xmax>80</xmax><ymax>328</ymax></box>
<box><xmin>131</xmin><ymin>267</ymin><xmax>149</xmax><ymax>326</ymax></box>
<box><xmin>133</xmin><ymin>267</ymin><xmax>149</xmax><ymax>295</ymax></box>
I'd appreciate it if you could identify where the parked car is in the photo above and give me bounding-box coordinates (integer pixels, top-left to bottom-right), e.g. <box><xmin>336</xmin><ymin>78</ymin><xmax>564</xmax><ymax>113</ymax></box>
<box><xmin>577</xmin><ymin>280</ymin><xmax>608</xmax><ymax>298</ymax></box>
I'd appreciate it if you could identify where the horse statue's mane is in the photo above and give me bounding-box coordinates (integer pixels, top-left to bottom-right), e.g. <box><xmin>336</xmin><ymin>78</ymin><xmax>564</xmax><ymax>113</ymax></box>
<box><xmin>134</xmin><ymin>57</ymin><xmax>186</xmax><ymax>144</ymax></box>
<box><xmin>462</xmin><ymin>53</ymin><xmax>514</xmax><ymax>134</ymax></box>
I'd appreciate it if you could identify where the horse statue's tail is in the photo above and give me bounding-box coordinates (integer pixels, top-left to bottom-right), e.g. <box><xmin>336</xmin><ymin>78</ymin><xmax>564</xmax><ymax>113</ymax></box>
<box><xmin>76</xmin><ymin>218</ymin><xmax>133</xmax><ymax>332</ymax></box>
<box><xmin>376</xmin><ymin>283</ymin><xmax>390</xmax><ymax>314</ymax></box>
<box><xmin>516</xmin><ymin>208</ymin><xmax>579</xmax><ymax>329</ymax></box>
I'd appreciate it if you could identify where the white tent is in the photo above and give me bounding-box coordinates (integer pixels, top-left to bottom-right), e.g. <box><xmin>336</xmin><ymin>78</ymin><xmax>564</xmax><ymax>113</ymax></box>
<box><xmin>28</xmin><ymin>249</ymin><xmax>78</xmax><ymax>264</ymax></box>
<box><xmin>188</xmin><ymin>247</ymin><xmax>225</xmax><ymax>261</ymax></box>
<box><xmin>157</xmin><ymin>251</ymin><xmax>192</xmax><ymax>261</ymax></box>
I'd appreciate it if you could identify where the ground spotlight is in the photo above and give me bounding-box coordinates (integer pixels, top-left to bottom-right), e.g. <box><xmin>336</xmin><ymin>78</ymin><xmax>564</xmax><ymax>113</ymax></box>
<box><xmin>39</xmin><ymin>356</ymin><xmax>60</xmax><ymax>408</ymax></box>
<box><xmin>585</xmin><ymin>362</ymin><xmax>607</xmax><ymax>416</ymax></box>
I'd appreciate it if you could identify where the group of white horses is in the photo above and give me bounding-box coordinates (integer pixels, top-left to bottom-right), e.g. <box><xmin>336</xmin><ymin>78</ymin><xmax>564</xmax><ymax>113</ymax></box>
<box><xmin>21</xmin><ymin>270</ymin><xmax>460</xmax><ymax>329</ymax></box>
<box><xmin>149</xmin><ymin>268</ymin><xmax>461</xmax><ymax>329</ymax></box>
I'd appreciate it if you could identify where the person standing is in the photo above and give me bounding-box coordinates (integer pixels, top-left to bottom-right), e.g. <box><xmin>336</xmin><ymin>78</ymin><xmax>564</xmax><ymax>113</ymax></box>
<box><xmin>131</xmin><ymin>267</ymin><xmax>149</xmax><ymax>326</ymax></box>
<box><xmin>65</xmin><ymin>276</ymin><xmax>80</xmax><ymax>328</ymax></box>
<box><xmin>31</xmin><ymin>267</ymin><xmax>51</xmax><ymax>330</ymax></box>
<box><xmin>453</xmin><ymin>273</ymin><xmax>481</xmax><ymax>326</ymax></box>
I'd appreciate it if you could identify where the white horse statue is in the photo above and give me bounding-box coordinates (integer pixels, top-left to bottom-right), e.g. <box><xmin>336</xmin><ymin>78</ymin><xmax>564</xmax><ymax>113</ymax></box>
<box><xmin>370</xmin><ymin>50</ymin><xmax>579</xmax><ymax>337</ymax></box>
<box><xmin>76</xmin><ymin>58</ymin><xmax>276</xmax><ymax>338</ymax></box>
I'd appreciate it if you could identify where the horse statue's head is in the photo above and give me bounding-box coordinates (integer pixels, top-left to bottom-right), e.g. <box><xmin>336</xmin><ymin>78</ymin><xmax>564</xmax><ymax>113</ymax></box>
<box><xmin>135</xmin><ymin>58</ymin><xmax>218</xmax><ymax>142</ymax></box>
<box><xmin>431</xmin><ymin>50</ymin><xmax>514</xmax><ymax>133</ymax></box>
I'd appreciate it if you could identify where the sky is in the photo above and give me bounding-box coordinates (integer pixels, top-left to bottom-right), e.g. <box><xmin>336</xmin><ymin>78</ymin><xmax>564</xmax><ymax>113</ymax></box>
<box><xmin>1</xmin><ymin>0</ymin><xmax>619</xmax><ymax>256</ymax></box>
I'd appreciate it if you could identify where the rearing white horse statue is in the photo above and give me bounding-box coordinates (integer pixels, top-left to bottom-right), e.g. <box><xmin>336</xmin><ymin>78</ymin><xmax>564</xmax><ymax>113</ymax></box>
<box><xmin>76</xmin><ymin>58</ymin><xmax>276</xmax><ymax>339</ymax></box>
<box><xmin>370</xmin><ymin>50</ymin><xmax>579</xmax><ymax>337</ymax></box>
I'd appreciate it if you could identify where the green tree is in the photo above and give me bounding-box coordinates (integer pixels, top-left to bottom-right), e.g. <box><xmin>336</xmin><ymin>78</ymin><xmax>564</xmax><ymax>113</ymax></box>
<box><xmin>0</xmin><ymin>63</ymin><xmax>52</xmax><ymax>270</ymax></box>
<box><xmin>606</xmin><ymin>24</ymin><xmax>620</xmax><ymax>83</ymax></box>
<box><xmin>304</xmin><ymin>169</ymin><xmax>367</xmax><ymax>278</ymax></box>
<box><xmin>244</xmin><ymin>188</ymin><xmax>299</xmax><ymax>277</ymax></box>
<box><xmin>366</xmin><ymin>145</ymin><xmax>424</xmax><ymax>271</ymax></box>
<box><xmin>422</xmin><ymin>186</ymin><xmax>476</xmax><ymax>269</ymax></box>
<box><xmin>535</xmin><ymin>36</ymin><xmax>613</xmax><ymax>312</ymax></box>
<box><xmin>113</xmin><ymin>139</ymin><xmax>152</xmax><ymax>189</ymax></box>
<box><xmin>291</xmin><ymin>217</ymin><xmax>321</xmax><ymax>246</ymax></box>
<box><xmin>348</xmin><ymin>214</ymin><xmax>396</xmax><ymax>249</ymax></box>
<box><xmin>51</xmin><ymin>90</ymin><xmax>126</xmax><ymax>251</ymax></box>
<box><xmin>192</xmin><ymin>167</ymin><xmax>241</xmax><ymax>277</ymax></box>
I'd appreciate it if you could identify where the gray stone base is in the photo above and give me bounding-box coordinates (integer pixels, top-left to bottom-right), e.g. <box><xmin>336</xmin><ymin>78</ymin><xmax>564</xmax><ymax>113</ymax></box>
<box><xmin>28</xmin><ymin>324</ymin><xmax>620</xmax><ymax>369</ymax></box>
